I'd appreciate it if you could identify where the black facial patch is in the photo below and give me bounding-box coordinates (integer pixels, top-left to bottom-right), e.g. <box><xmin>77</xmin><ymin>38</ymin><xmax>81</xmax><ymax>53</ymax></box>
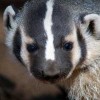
<box><xmin>23</xmin><ymin>0</ymin><xmax>47</xmax><ymax>47</ymax></box>
<box><xmin>52</xmin><ymin>1</ymin><xmax>73</xmax><ymax>47</ymax></box>
<box><xmin>13</xmin><ymin>28</ymin><xmax>23</xmax><ymax>64</ymax></box>
<box><xmin>76</xmin><ymin>27</ymin><xmax>87</xmax><ymax>67</ymax></box>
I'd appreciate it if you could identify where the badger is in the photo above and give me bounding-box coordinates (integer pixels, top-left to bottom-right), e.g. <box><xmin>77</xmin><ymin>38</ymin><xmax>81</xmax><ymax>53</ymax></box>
<box><xmin>3</xmin><ymin>0</ymin><xmax>100</xmax><ymax>99</ymax></box>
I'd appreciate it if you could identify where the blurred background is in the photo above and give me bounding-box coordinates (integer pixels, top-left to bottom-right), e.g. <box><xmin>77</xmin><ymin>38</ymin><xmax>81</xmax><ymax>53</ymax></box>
<box><xmin>0</xmin><ymin>0</ymin><xmax>65</xmax><ymax>100</ymax></box>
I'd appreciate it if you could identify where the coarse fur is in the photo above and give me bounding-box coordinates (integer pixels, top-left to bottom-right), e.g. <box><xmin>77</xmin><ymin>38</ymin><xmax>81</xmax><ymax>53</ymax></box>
<box><xmin>3</xmin><ymin>0</ymin><xmax>100</xmax><ymax>99</ymax></box>
<box><xmin>57</xmin><ymin>14</ymin><xmax>100</xmax><ymax>100</ymax></box>
<box><xmin>59</xmin><ymin>35</ymin><xmax>100</xmax><ymax>100</ymax></box>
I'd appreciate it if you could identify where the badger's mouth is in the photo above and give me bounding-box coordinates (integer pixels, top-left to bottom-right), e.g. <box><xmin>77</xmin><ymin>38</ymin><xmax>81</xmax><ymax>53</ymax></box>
<box><xmin>30</xmin><ymin>67</ymin><xmax>71</xmax><ymax>83</ymax></box>
<box><xmin>34</xmin><ymin>72</ymin><xmax>67</xmax><ymax>83</ymax></box>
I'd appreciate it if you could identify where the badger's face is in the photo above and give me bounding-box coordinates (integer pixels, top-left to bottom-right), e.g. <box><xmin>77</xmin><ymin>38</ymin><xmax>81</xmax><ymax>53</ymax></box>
<box><xmin>3</xmin><ymin>0</ymin><xmax>87</xmax><ymax>82</ymax></box>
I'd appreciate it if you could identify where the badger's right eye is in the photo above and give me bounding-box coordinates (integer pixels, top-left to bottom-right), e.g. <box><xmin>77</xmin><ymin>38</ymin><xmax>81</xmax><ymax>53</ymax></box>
<box><xmin>27</xmin><ymin>44</ymin><xmax>39</xmax><ymax>53</ymax></box>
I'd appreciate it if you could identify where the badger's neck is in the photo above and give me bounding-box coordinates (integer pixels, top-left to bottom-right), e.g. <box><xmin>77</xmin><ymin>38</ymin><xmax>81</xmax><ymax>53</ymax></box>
<box><xmin>68</xmin><ymin>59</ymin><xmax>100</xmax><ymax>100</ymax></box>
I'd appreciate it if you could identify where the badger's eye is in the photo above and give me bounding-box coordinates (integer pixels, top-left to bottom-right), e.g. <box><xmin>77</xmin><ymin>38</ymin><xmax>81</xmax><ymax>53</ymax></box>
<box><xmin>27</xmin><ymin>44</ymin><xmax>39</xmax><ymax>53</ymax></box>
<box><xmin>63</xmin><ymin>42</ymin><xmax>73</xmax><ymax>51</ymax></box>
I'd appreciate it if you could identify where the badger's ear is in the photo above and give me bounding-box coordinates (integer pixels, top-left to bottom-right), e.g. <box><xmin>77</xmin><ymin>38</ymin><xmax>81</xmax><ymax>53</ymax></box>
<box><xmin>3</xmin><ymin>5</ymin><xmax>18</xmax><ymax>33</ymax></box>
<box><xmin>79</xmin><ymin>13</ymin><xmax>100</xmax><ymax>39</ymax></box>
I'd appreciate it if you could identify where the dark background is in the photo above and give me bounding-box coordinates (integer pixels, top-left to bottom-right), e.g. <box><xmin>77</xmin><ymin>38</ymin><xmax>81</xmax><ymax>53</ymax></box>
<box><xmin>0</xmin><ymin>0</ymin><xmax>65</xmax><ymax>100</ymax></box>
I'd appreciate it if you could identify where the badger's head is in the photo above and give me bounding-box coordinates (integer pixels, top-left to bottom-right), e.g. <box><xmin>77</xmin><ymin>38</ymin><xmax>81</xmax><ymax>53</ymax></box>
<box><xmin>3</xmin><ymin>0</ymin><xmax>100</xmax><ymax>82</ymax></box>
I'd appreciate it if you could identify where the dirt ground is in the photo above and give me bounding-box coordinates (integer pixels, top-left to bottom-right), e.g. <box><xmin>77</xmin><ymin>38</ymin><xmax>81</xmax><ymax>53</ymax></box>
<box><xmin>0</xmin><ymin>8</ymin><xmax>65</xmax><ymax>100</ymax></box>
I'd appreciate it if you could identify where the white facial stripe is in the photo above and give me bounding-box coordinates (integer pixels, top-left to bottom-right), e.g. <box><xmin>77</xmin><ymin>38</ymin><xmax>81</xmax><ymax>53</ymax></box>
<box><xmin>65</xmin><ymin>26</ymin><xmax>81</xmax><ymax>78</ymax></box>
<box><xmin>20</xmin><ymin>27</ymin><xmax>34</xmax><ymax>71</ymax></box>
<box><xmin>44</xmin><ymin>0</ymin><xmax>55</xmax><ymax>61</ymax></box>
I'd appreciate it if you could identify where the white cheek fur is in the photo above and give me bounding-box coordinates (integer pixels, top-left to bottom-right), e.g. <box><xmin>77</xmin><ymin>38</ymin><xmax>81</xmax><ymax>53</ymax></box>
<box><xmin>20</xmin><ymin>27</ymin><xmax>33</xmax><ymax>71</ymax></box>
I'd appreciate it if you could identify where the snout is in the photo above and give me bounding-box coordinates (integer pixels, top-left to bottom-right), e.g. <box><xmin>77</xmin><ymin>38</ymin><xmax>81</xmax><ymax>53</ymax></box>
<box><xmin>44</xmin><ymin>60</ymin><xmax>60</xmax><ymax>76</ymax></box>
<box><xmin>30</xmin><ymin>60</ymin><xmax>71</xmax><ymax>82</ymax></box>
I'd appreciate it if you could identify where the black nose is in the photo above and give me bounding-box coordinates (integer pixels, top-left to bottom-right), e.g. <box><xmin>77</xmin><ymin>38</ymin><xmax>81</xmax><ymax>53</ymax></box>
<box><xmin>31</xmin><ymin>60</ymin><xmax>61</xmax><ymax>81</ymax></box>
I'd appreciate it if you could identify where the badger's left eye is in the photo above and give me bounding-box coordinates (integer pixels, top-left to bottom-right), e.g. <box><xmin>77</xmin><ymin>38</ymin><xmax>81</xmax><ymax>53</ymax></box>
<box><xmin>63</xmin><ymin>42</ymin><xmax>73</xmax><ymax>51</ymax></box>
<box><xmin>27</xmin><ymin>44</ymin><xmax>39</xmax><ymax>53</ymax></box>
